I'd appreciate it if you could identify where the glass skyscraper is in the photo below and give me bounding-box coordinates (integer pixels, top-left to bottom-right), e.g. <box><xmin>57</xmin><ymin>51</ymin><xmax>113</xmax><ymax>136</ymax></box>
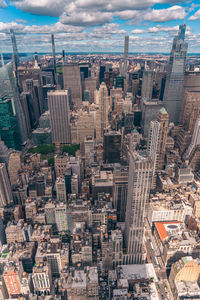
<box><xmin>163</xmin><ymin>24</ymin><xmax>188</xmax><ymax>124</ymax></box>
<box><xmin>0</xmin><ymin>95</ymin><xmax>21</xmax><ymax>150</ymax></box>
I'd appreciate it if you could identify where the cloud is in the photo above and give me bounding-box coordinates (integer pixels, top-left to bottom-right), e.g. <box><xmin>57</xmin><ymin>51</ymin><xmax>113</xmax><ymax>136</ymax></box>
<box><xmin>0</xmin><ymin>21</ymin><xmax>83</xmax><ymax>34</ymax></box>
<box><xmin>60</xmin><ymin>11</ymin><xmax>113</xmax><ymax>26</ymax></box>
<box><xmin>131</xmin><ymin>29</ymin><xmax>145</xmax><ymax>34</ymax></box>
<box><xmin>0</xmin><ymin>0</ymin><xmax>7</xmax><ymax>8</ymax></box>
<box><xmin>189</xmin><ymin>9</ymin><xmax>200</xmax><ymax>20</ymax></box>
<box><xmin>148</xmin><ymin>25</ymin><xmax>179</xmax><ymax>33</ymax></box>
<box><xmin>143</xmin><ymin>5</ymin><xmax>186</xmax><ymax>22</ymax></box>
<box><xmin>15</xmin><ymin>19</ymin><xmax>27</xmax><ymax>23</ymax></box>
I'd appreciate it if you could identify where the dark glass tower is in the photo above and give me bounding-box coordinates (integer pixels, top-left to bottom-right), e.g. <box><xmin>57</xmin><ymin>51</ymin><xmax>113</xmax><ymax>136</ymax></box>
<box><xmin>163</xmin><ymin>24</ymin><xmax>188</xmax><ymax>124</ymax></box>
<box><xmin>0</xmin><ymin>95</ymin><xmax>21</xmax><ymax>149</ymax></box>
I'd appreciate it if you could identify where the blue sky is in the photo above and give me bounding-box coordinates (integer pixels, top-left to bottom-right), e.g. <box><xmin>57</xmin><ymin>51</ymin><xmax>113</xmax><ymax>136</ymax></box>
<box><xmin>0</xmin><ymin>0</ymin><xmax>200</xmax><ymax>53</ymax></box>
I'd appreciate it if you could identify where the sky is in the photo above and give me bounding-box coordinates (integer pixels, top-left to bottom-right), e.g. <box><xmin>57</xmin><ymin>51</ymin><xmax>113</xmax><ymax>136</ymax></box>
<box><xmin>0</xmin><ymin>0</ymin><xmax>200</xmax><ymax>53</ymax></box>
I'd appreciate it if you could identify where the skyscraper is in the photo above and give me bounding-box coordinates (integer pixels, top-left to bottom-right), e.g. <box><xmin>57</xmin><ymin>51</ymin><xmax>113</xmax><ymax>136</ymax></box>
<box><xmin>156</xmin><ymin>107</ymin><xmax>169</xmax><ymax>169</ymax></box>
<box><xmin>0</xmin><ymin>95</ymin><xmax>21</xmax><ymax>150</ymax></box>
<box><xmin>56</xmin><ymin>177</ymin><xmax>67</xmax><ymax>202</ymax></box>
<box><xmin>185</xmin><ymin>118</ymin><xmax>200</xmax><ymax>158</ymax></box>
<box><xmin>147</xmin><ymin>121</ymin><xmax>160</xmax><ymax>189</ymax></box>
<box><xmin>103</xmin><ymin>131</ymin><xmax>121</xmax><ymax>164</ymax></box>
<box><xmin>163</xmin><ymin>24</ymin><xmax>188</xmax><ymax>124</ymax></box>
<box><xmin>48</xmin><ymin>90</ymin><xmax>71</xmax><ymax>144</ymax></box>
<box><xmin>10</xmin><ymin>29</ymin><xmax>19</xmax><ymax>77</ymax></box>
<box><xmin>124</xmin><ymin>151</ymin><xmax>152</xmax><ymax>264</ymax></box>
<box><xmin>0</xmin><ymin>163</ymin><xmax>13</xmax><ymax>207</ymax></box>
<box><xmin>98</xmin><ymin>82</ymin><xmax>109</xmax><ymax>138</ymax></box>
<box><xmin>51</xmin><ymin>34</ymin><xmax>57</xmax><ymax>85</ymax></box>
<box><xmin>141</xmin><ymin>70</ymin><xmax>154</xmax><ymax>101</ymax></box>
<box><xmin>0</xmin><ymin>63</ymin><xmax>28</xmax><ymax>143</ymax></box>
<box><xmin>63</xmin><ymin>63</ymin><xmax>82</xmax><ymax>107</ymax></box>
<box><xmin>123</xmin><ymin>36</ymin><xmax>129</xmax><ymax>77</ymax></box>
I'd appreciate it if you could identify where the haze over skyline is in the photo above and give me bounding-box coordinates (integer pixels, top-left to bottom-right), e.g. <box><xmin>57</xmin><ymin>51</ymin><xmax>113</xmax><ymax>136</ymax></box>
<box><xmin>0</xmin><ymin>0</ymin><xmax>200</xmax><ymax>53</ymax></box>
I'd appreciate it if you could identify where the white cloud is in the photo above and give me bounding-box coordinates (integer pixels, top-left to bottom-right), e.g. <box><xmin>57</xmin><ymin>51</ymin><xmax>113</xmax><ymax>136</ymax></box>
<box><xmin>143</xmin><ymin>5</ymin><xmax>186</xmax><ymax>22</ymax></box>
<box><xmin>131</xmin><ymin>29</ymin><xmax>145</xmax><ymax>34</ymax></box>
<box><xmin>148</xmin><ymin>25</ymin><xmax>179</xmax><ymax>33</ymax></box>
<box><xmin>60</xmin><ymin>11</ymin><xmax>113</xmax><ymax>26</ymax></box>
<box><xmin>189</xmin><ymin>9</ymin><xmax>200</xmax><ymax>20</ymax></box>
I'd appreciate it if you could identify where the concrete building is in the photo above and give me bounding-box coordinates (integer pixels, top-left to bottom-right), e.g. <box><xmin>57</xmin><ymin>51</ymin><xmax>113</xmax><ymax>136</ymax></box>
<box><xmin>48</xmin><ymin>90</ymin><xmax>71</xmax><ymax>144</ymax></box>
<box><xmin>141</xmin><ymin>70</ymin><xmax>154</xmax><ymax>101</ymax></box>
<box><xmin>63</xmin><ymin>63</ymin><xmax>82</xmax><ymax>107</ymax></box>
<box><xmin>156</xmin><ymin>108</ymin><xmax>169</xmax><ymax>169</ymax></box>
<box><xmin>124</xmin><ymin>151</ymin><xmax>152</xmax><ymax>264</ymax></box>
<box><xmin>103</xmin><ymin>131</ymin><xmax>121</xmax><ymax>164</ymax></box>
<box><xmin>0</xmin><ymin>163</ymin><xmax>13</xmax><ymax>207</ymax></box>
<box><xmin>8</xmin><ymin>151</ymin><xmax>21</xmax><ymax>186</ymax></box>
<box><xmin>98</xmin><ymin>82</ymin><xmax>109</xmax><ymax>138</ymax></box>
<box><xmin>32</xmin><ymin>262</ymin><xmax>52</xmax><ymax>296</ymax></box>
<box><xmin>56</xmin><ymin>177</ymin><xmax>67</xmax><ymax>202</ymax></box>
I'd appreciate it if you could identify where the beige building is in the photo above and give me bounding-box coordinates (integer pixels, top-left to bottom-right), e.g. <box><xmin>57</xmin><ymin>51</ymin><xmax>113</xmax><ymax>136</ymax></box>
<box><xmin>48</xmin><ymin>90</ymin><xmax>71</xmax><ymax>144</ymax></box>
<box><xmin>8</xmin><ymin>152</ymin><xmax>21</xmax><ymax>186</ymax></box>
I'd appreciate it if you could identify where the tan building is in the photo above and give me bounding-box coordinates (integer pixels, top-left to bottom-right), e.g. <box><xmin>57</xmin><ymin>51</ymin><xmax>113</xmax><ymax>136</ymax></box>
<box><xmin>8</xmin><ymin>152</ymin><xmax>21</xmax><ymax>186</ymax></box>
<box><xmin>6</xmin><ymin>220</ymin><xmax>24</xmax><ymax>244</ymax></box>
<box><xmin>156</xmin><ymin>107</ymin><xmax>169</xmax><ymax>169</ymax></box>
<box><xmin>63</xmin><ymin>63</ymin><xmax>82</xmax><ymax>108</ymax></box>
<box><xmin>54</xmin><ymin>153</ymin><xmax>69</xmax><ymax>178</ymax></box>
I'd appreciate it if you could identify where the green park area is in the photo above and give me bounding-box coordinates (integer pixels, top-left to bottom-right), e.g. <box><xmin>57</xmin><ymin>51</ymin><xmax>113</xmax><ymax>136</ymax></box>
<box><xmin>28</xmin><ymin>144</ymin><xmax>80</xmax><ymax>166</ymax></box>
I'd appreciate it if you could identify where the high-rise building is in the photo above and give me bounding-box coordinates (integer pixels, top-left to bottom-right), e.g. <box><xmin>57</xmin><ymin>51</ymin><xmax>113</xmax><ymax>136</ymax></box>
<box><xmin>10</xmin><ymin>29</ymin><xmax>19</xmax><ymax>78</ymax></box>
<box><xmin>55</xmin><ymin>203</ymin><xmax>72</xmax><ymax>232</ymax></box>
<box><xmin>185</xmin><ymin>118</ymin><xmax>200</xmax><ymax>158</ymax></box>
<box><xmin>124</xmin><ymin>151</ymin><xmax>152</xmax><ymax>264</ymax></box>
<box><xmin>56</xmin><ymin>177</ymin><xmax>67</xmax><ymax>202</ymax></box>
<box><xmin>141</xmin><ymin>70</ymin><xmax>154</xmax><ymax>101</ymax></box>
<box><xmin>156</xmin><ymin>107</ymin><xmax>169</xmax><ymax>169</ymax></box>
<box><xmin>0</xmin><ymin>163</ymin><xmax>13</xmax><ymax>207</ymax></box>
<box><xmin>51</xmin><ymin>34</ymin><xmax>57</xmax><ymax>85</ymax></box>
<box><xmin>163</xmin><ymin>24</ymin><xmax>188</xmax><ymax>124</ymax></box>
<box><xmin>103</xmin><ymin>131</ymin><xmax>121</xmax><ymax>164</ymax></box>
<box><xmin>113</xmin><ymin>166</ymin><xmax>128</xmax><ymax>222</ymax></box>
<box><xmin>0</xmin><ymin>63</ymin><xmax>28</xmax><ymax>143</ymax></box>
<box><xmin>123</xmin><ymin>36</ymin><xmax>129</xmax><ymax>76</ymax></box>
<box><xmin>8</xmin><ymin>151</ymin><xmax>21</xmax><ymax>185</ymax></box>
<box><xmin>0</xmin><ymin>95</ymin><xmax>21</xmax><ymax>150</ymax></box>
<box><xmin>98</xmin><ymin>82</ymin><xmax>109</xmax><ymax>138</ymax></box>
<box><xmin>147</xmin><ymin>121</ymin><xmax>160</xmax><ymax>189</ymax></box>
<box><xmin>63</xmin><ymin>63</ymin><xmax>82</xmax><ymax>107</ymax></box>
<box><xmin>48</xmin><ymin>90</ymin><xmax>71</xmax><ymax>144</ymax></box>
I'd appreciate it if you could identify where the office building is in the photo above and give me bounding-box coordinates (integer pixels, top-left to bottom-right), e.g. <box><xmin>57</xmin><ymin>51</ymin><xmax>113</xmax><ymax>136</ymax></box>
<box><xmin>51</xmin><ymin>34</ymin><xmax>57</xmax><ymax>85</ymax></box>
<box><xmin>32</xmin><ymin>262</ymin><xmax>52</xmax><ymax>296</ymax></box>
<box><xmin>147</xmin><ymin>121</ymin><xmax>160</xmax><ymax>189</ymax></box>
<box><xmin>113</xmin><ymin>166</ymin><xmax>128</xmax><ymax>222</ymax></box>
<box><xmin>163</xmin><ymin>24</ymin><xmax>188</xmax><ymax>124</ymax></box>
<box><xmin>103</xmin><ymin>131</ymin><xmax>121</xmax><ymax>164</ymax></box>
<box><xmin>156</xmin><ymin>107</ymin><xmax>169</xmax><ymax>169</ymax></box>
<box><xmin>0</xmin><ymin>163</ymin><xmax>13</xmax><ymax>207</ymax></box>
<box><xmin>48</xmin><ymin>90</ymin><xmax>71</xmax><ymax>144</ymax></box>
<box><xmin>0</xmin><ymin>95</ymin><xmax>21</xmax><ymax>150</ymax></box>
<box><xmin>141</xmin><ymin>99</ymin><xmax>163</xmax><ymax>138</ymax></box>
<box><xmin>141</xmin><ymin>70</ymin><xmax>154</xmax><ymax>100</ymax></box>
<box><xmin>63</xmin><ymin>63</ymin><xmax>82</xmax><ymax>107</ymax></box>
<box><xmin>123</xmin><ymin>36</ymin><xmax>129</xmax><ymax>76</ymax></box>
<box><xmin>185</xmin><ymin>118</ymin><xmax>200</xmax><ymax>158</ymax></box>
<box><xmin>55</xmin><ymin>203</ymin><xmax>72</xmax><ymax>232</ymax></box>
<box><xmin>98</xmin><ymin>82</ymin><xmax>109</xmax><ymax>137</ymax></box>
<box><xmin>8</xmin><ymin>151</ymin><xmax>21</xmax><ymax>185</ymax></box>
<box><xmin>0</xmin><ymin>63</ymin><xmax>28</xmax><ymax>143</ymax></box>
<box><xmin>56</xmin><ymin>177</ymin><xmax>67</xmax><ymax>202</ymax></box>
<box><xmin>124</xmin><ymin>151</ymin><xmax>152</xmax><ymax>264</ymax></box>
<box><xmin>3</xmin><ymin>265</ymin><xmax>21</xmax><ymax>298</ymax></box>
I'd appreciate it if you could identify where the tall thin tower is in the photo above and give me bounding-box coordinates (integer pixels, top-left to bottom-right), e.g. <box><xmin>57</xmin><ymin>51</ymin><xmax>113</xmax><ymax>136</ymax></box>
<box><xmin>163</xmin><ymin>24</ymin><xmax>188</xmax><ymax>124</ymax></box>
<box><xmin>10</xmin><ymin>29</ymin><xmax>19</xmax><ymax>81</ymax></box>
<box><xmin>51</xmin><ymin>34</ymin><xmax>57</xmax><ymax>85</ymax></box>
<box><xmin>124</xmin><ymin>151</ymin><xmax>152</xmax><ymax>264</ymax></box>
<box><xmin>123</xmin><ymin>36</ymin><xmax>129</xmax><ymax>77</ymax></box>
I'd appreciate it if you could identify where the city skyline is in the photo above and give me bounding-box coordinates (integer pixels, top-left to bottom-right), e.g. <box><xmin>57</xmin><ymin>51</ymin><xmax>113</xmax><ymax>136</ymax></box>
<box><xmin>0</xmin><ymin>1</ymin><xmax>200</xmax><ymax>53</ymax></box>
